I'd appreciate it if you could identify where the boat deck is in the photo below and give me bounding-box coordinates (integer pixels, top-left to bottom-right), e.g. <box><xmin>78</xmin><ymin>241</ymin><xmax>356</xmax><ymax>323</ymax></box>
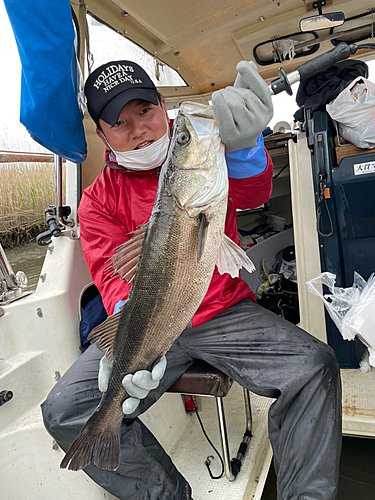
<box><xmin>341</xmin><ymin>368</ymin><xmax>375</xmax><ymax>437</ymax></box>
<box><xmin>141</xmin><ymin>382</ymin><xmax>272</xmax><ymax>500</ymax></box>
<box><xmin>142</xmin><ymin>367</ymin><xmax>375</xmax><ymax>500</ymax></box>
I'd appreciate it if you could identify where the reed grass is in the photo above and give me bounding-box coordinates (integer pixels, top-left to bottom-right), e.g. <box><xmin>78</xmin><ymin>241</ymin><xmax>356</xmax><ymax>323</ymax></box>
<box><xmin>0</xmin><ymin>161</ymin><xmax>54</xmax><ymax>228</ymax></box>
<box><xmin>0</xmin><ymin>162</ymin><xmax>55</xmax><ymax>247</ymax></box>
<box><xmin>0</xmin><ymin>131</ymin><xmax>55</xmax><ymax>247</ymax></box>
<box><xmin>0</xmin><ymin>127</ymin><xmax>67</xmax><ymax>247</ymax></box>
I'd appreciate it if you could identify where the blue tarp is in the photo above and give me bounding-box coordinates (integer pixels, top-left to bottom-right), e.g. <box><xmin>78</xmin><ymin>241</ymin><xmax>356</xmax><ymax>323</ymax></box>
<box><xmin>4</xmin><ymin>0</ymin><xmax>87</xmax><ymax>163</ymax></box>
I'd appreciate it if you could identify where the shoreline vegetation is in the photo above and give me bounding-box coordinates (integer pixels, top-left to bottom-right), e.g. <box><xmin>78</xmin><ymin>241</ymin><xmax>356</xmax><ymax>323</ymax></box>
<box><xmin>0</xmin><ymin>129</ymin><xmax>57</xmax><ymax>249</ymax></box>
<box><xmin>0</xmin><ymin>161</ymin><xmax>54</xmax><ymax>249</ymax></box>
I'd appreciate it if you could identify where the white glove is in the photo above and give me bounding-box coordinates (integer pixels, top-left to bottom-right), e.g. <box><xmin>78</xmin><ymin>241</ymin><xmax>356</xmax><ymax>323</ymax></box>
<box><xmin>212</xmin><ymin>61</ymin><xmax>273</xmax><ymax>152</ymax></box>
<box><xmin>98</xmin><ymin>354</ymin><xmax>167</xmax><ymax>415</ymax></box>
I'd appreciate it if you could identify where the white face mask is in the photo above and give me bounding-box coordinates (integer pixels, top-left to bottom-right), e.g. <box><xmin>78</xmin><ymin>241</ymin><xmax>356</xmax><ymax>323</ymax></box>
<box><xmin>104</xmin><ymin>111</ymin><xmax>170</xmax><ymax>171</ymax></box>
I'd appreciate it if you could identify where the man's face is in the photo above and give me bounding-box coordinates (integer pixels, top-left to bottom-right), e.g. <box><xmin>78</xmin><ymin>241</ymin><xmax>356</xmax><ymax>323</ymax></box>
<box><xmin>97</xmin><ymin>98</ymin><xmax>169</xmax><ymax>152</ymax></box>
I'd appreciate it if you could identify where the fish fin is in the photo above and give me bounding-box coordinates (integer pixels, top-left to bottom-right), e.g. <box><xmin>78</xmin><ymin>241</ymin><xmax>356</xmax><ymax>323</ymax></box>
<box><xmin>116</xmin><ymin>255</ymin><xmax>141</xmax><ymax>281</ymax></box>
<box><xmin>123</xmin><ymin>223</ymin><xmax>148</xmax><ymax>239</ymax></box>
<box><xmin>106</xmin><ymin>228</ymin><xmax>146</xmax><ymax>283</ymax></box>
<box><xmin>88</xmin><ymin>310</ymin><xmax>122</xmax><ymax>361</ymax></box>
<box><xmin>60</xmin><ymin>405</ymin><xmax>122</xmax><ymax>471</ymax></box>
<box><xmin>216</xmin><ymin>234</ymin><xmax>256</xmax><ymax>278</ymax></box>
<box><xmin>197</xmin><ymin>213</ymin><xmax>210</xmax><ymax>263</ymax></box>
<box><xmin>113</xmin><ymin>230</ymin><xmax>146</xmax><ymax>253</ymax></box>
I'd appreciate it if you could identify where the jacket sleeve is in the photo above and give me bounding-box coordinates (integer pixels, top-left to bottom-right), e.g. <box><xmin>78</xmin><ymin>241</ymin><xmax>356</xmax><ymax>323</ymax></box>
<box><xmin>78</xmin><ymin>179</ymin><xmax>132</xmax><ymax>316</ymax></box>
<box><xmin>227</xmin><ymin>138</ymin><xmax>273</xmax><ymax>210</ymax></box>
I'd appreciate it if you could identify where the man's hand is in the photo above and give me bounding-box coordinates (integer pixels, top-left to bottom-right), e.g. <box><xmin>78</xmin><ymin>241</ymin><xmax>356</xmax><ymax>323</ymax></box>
<box><xmin>97</xmin><ymin>354</ymin><xmax>167</xmax><ymax>415</ymax></box>
<box><xmin>212</xmin><ymin>61</ymin><xmax>273</xmax><ymax>153</ymax></box>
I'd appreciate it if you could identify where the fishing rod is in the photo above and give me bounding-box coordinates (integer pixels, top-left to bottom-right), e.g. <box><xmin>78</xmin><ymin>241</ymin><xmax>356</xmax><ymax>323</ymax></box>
<box><xmin>269</xmin><ymin>42</ymin><xmax>375</xmax><ymax>96</ymax></box>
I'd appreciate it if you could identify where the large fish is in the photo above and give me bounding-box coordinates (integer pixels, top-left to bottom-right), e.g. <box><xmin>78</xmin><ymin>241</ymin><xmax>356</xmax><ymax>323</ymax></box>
<box><xmin>60</xmin><ymin>102</ymin><xmax>255</xmax><ymax>471</ymax></box>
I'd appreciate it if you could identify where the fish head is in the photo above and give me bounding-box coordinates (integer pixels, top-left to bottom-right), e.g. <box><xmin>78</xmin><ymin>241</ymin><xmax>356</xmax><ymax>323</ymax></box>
<box><xmin>167</xmin><ymin>102</ymin><xmax>228</xmax><ymax>218</ymax></box>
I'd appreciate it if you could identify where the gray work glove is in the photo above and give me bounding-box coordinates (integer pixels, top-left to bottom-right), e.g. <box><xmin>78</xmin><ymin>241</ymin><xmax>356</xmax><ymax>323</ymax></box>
<box><xmin>98</xmin><ymin>354</ymin><xmax>167</xmax><ymax>414</ymax></box>
<box><xmin>212</xmin><ymin>61</ymin><xmax>273</xmax><ymax>152</ymax></box>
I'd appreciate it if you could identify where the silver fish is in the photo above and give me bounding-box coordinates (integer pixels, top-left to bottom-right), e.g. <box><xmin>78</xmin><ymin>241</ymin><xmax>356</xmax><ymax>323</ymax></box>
<box><xmin>60</xmin><ymin>102</ymin><xmax>254</xmax><ymax>471</ymax></box>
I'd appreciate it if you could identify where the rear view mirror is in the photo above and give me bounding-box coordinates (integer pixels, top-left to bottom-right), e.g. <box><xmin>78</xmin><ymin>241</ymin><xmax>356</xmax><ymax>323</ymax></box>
<box><xmin>253</xmin><ymin>32</ymin><xmax>320</xmax><ymax>66</ymax></box>
<box><xmin>330</xmin><ymin>10</ymin><xmax>375</xmax><ymax>46</ymax></box>
<box><xmin>300</xmin><ymin>12</ymin><xmax>345</xmax><ymax>32</ymax></box>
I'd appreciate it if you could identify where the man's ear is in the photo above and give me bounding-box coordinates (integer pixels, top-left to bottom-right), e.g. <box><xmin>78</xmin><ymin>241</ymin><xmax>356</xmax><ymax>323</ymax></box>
<box><xmin>160</xmin><ymin>98</ymin><xmax>171</xmax><ymax>137</ymax></box>
<box><xmin>161</xmin><ymin>98</ymin><xmax>168</xmax><ymax>117</ymax></box>
<box><xmin>96</xmin><ymin>127</ymin><xmax>106</xmax><ymax>145</ymax></box>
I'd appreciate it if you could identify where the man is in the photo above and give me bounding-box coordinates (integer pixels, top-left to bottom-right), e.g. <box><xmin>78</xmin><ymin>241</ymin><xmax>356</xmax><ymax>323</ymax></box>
<box><xmin>42</xmin><ymin>60</ymin><xmax>342</xmax><ymax>500</ymax></box>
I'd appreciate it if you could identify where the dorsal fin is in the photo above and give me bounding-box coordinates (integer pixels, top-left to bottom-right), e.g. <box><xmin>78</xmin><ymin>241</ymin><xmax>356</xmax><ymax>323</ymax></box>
<box><xmin>114</xmin><ymin>255</ymin><xmax>141</xmax><ymax>281</ymax></box>
<box><xmin>113</xmin><ymin>231</ymin><xmax>145</xmax><ymax>254</ymax></box>
<box><xmin>107</xmin><ymin>247</ymin><xmax>142</xmax><ymax>277</ymax></box>
<box><xmin>88</xmin><ymin>309</ymin><xmax>123</xmax><ymax>361</ymax></box>
<box><xmin>106</xmin><ymin>224</ymin><xmax>147</xmax><ymax>283</ymax></box>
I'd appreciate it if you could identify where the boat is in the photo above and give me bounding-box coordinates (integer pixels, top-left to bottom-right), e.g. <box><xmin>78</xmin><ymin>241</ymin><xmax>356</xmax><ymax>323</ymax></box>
<box><xmin>1</xmin><ymin>1</ymin><xmax>375</xmax><ymax>498</ymax></box>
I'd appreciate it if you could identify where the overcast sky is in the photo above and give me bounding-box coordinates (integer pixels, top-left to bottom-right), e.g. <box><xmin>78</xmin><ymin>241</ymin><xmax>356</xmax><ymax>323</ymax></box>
<box><xmin>0</xmin><ymin>2</ymin><xmax>25</xmax><ymax>135</ymax></box>
<box><xmin>1</xmin><ymin>2</ymin><xmax>375</xmax><ymax>150</ymax></box>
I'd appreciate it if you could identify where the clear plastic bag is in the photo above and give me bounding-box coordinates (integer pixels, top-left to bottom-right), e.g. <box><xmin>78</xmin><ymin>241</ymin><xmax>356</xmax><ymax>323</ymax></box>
<box><xmin>326</xmin><ymin>76</ymin><xmax>375</xmax><ymax>149</ymax></box>
<box><xmin>306</xmin><ymin>272</ymin><xmax>375</xmax><ymax>366</ymax></box>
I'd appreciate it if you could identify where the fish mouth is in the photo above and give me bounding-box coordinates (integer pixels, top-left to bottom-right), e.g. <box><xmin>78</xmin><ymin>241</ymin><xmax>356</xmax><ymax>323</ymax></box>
<box><xmin>135</xmin><ymin>140</ymin><xmax>153</xmax><ymax>150</ymax></box>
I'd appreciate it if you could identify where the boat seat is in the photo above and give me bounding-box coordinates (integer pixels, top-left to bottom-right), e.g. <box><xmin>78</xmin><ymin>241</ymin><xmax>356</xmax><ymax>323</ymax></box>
<box><xmin>167</xmin><ymin>360</ymin><xmax>232</xmax><ymax>397</ymax></box>
<box><xmin>167</xmin><ymin>360</ymin><xmax>252</xmax><ymax>481</ymax></box>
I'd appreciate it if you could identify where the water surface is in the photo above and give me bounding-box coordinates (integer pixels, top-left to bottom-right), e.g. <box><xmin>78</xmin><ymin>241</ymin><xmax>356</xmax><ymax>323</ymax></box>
<box><xmin>6</xmin><ymin>241</ymin><xmax>47</xmax><ymax>292</ymax></box>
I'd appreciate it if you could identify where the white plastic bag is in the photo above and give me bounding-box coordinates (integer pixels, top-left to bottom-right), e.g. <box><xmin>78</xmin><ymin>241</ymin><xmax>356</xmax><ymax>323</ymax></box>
<box><xmin>306</xmin><ymin>272</ymin><xmax>375</xmax><ymax>366</ymax></box>
<box><xmin>326</xmin><ymin>76</ymin><xmax>375</xmax><ymax>149</ymax></box>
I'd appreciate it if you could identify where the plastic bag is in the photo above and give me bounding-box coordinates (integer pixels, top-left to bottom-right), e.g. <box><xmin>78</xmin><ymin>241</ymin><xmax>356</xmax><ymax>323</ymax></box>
<box><xmin>306</xmin><ymin>272</ymin><xmax>375</xmax><ymax>366</ymax></box>
<box><xmin>326</xmin><ymin>76</ymin><xmax>375</xmax><ymax>149</ymax></box>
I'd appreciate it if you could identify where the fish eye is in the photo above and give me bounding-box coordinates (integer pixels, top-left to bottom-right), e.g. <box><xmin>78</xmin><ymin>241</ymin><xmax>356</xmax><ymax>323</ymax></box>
<box><xmin>177</xmin><ymin>131</ymin><xmax>190</xmax><ymax>146</ymax></box>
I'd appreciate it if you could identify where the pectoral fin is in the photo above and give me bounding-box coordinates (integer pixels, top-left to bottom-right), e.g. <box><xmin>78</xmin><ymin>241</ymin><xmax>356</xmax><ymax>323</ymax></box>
<box><xmin>216</xmin><ymin>234</ymin><xmax>255</xmax><ymax>278</ymax></box>
<box><xmin>197</xmin><ymin>213</ymin><xmax>209</xmax><ymax>263</ymax></box>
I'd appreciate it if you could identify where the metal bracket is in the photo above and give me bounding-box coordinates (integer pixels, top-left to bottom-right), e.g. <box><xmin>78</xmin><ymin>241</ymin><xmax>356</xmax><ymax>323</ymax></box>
<box><xmin>312</xmin><ymin>0</ymin><xmax>326</xmax><ymax>13</ymax></box>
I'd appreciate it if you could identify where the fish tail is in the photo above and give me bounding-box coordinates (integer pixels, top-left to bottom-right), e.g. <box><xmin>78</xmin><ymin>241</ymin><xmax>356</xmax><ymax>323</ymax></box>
<box><xmin>60</xmin><ymin>408</ymin><xmax>122</xmax><ymax>471</ymax></box>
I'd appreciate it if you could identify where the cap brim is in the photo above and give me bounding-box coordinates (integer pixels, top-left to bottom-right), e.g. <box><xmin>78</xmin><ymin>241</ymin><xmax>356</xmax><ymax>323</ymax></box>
<box><xmin>100</xmin><ymin>88</ymin><xmax>159</xmax><ymax>125</ymax></box>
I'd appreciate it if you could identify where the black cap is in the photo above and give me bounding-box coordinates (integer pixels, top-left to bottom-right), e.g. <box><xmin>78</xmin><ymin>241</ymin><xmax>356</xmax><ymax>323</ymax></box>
<box><xmin>84</xmin><ymin>61</ymin><xmax>159</xmax><ymax>125</ymax></box>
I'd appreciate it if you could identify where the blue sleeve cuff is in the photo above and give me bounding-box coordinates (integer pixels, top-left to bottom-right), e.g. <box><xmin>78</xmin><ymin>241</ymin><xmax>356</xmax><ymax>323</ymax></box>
<box><xmin>113</xmin><ymin>299</ymin><xmax>127</xmax><ymax>314</ymax></box>
<box><xmin>225</xmin><ymin>134</ymin><xmax>267</xmax><ymax>179</ymax></box>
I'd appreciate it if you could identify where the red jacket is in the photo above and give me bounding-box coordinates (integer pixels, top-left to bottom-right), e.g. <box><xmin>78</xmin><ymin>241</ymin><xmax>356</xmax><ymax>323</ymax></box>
<box><xmin>78</xmin><ymin>149</ymin><xmax>273</xmax><ymax>326</ymax></box>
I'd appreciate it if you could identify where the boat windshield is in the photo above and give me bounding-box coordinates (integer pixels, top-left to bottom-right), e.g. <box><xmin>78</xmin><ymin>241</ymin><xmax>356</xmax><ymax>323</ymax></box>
<box><xmin>86</xmin><ymin>12</ymin><xmax>187</xmax><ymax>88</ymax></box>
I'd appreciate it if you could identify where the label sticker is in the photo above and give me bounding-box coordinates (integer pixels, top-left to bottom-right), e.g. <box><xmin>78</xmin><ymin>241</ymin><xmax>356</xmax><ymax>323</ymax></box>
<box><xmin>353</xmin><ymin>161</ymin><xmax>375</xmax><ymax>176</ymax></box>
<box><xmin>349</xmin><ymin>81</ymin><xmax>367</xmax><ymax>103</ymax></box>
